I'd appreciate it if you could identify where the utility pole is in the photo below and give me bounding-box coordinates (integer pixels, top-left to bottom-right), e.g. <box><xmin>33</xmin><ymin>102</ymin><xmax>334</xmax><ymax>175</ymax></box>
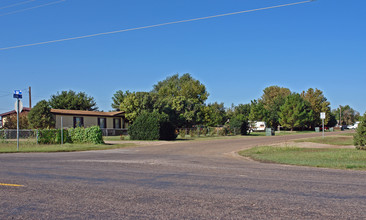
<box><xmin>29</xmin><ymin>86</ymin><xmax>32</xmax><ymax>109</ymax></box>
<box><xmin>339</xmin><ymin>105</ymin><xmax>342</xmax><ymax>126</ymax></box>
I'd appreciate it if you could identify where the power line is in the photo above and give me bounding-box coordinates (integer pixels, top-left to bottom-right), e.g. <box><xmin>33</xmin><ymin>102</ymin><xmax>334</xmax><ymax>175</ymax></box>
<box><xmin>0</xmin><ymin>0</ymin><xmax>65</xmax><ymax>17</ymax></box>
<box><xmin>0</xmin><ymin>0</ymin><xmax>315</xmax><ymax>51</ymax></box>
<box><xmin>0</xmin><ymin>0</ymin><xmax>37</xmax><ymax>10</ymax></box>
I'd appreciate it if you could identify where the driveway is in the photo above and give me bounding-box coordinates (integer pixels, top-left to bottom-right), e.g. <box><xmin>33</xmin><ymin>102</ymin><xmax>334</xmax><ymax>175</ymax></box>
<box><xmin>1</xmin><ymin>131</ymin><xmax>365</xmax><ymax>219</ymax></box>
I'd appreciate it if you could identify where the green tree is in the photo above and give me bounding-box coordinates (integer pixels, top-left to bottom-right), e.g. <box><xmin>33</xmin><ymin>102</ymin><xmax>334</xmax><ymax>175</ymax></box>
<box><xmin>49</xmin><ymin>90</ymin><xmax>98</xmax><ymax>111</ymax></box>
<box><xmin>249</xmin><ymin>100</ymin><xmax>267</xmax><ymax>122</ymax></box>
<box><xmin>354</xmin><ymin>112</ymin><xmax>366</xmax><ymax>150</ymax></box>
<box><xmin>111</xmin><ymin>90</ymin><xmax>131</xmax><ymax>111</ymax></box>
<box><xmin>28</xmin><ymin>100</ymin><xmax>55</xmax><ymax>129</ymax></box>
<box><xmin>279</xmin><ymin>93</ymin><xmax>312</xmax><ymax>131</ymax></box>
<box><xmin>152</xmin><ymin>73</ymin><xmax>209</xmax><ymax>127</ymax></box>
<box><xmin>259</xmin><ymin>86</ymin><xmax>291</xmax><ymax>129</ymax></box>
<box><xmin>301</xmin><ymin>88</ymin><xmax>331</xmax><ymax>128</ymax></box>
<box><xmin>119</xmin><ymin>92</ymin><xmax>156</xmax><ymax>122</ymax></box>
<box><xmin>202</xmin><ymin>102</ymin><xmax>226</xmax><ymax>127</ymax></box>
<box><xmin>332</xmin><ymin>105</ymin><xmax>360</xmax><ymax>125</ymax></box>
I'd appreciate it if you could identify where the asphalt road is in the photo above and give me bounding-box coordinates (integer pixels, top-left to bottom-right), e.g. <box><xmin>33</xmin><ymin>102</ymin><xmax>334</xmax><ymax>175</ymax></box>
<box><xmin>1</xmin><ymin>132</ymin><xmax>366</xmax><ymax>219</ymax></box>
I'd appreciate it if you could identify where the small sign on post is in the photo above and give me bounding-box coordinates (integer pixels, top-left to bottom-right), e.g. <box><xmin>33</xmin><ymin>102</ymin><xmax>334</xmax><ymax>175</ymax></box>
<box><xmin>320</xmin><ymin>112</ymin><xmax>326</xmax><ymax>138</ymax></box>
<box><xmin>13</xmin><ymin>90</ymin><xmax>22</xmax><ymax>152</ymax></box>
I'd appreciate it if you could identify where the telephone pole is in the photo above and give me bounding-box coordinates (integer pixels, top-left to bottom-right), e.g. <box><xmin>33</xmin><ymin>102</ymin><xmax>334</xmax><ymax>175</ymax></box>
<box><xmin>29</xmin><ymin>86</ymin><xmax>32</xmax><ymax>109</ymax></box>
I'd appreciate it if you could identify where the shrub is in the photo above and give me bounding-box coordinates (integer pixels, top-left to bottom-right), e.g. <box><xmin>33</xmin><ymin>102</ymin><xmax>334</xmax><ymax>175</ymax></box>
<box><xmin>129</xmin><ymin>112</ymin><xmax>176</xmax><ymax>140</ymax></box>
<box><xmin>354</xmin><ymin>113</ymin><xmax>366</xmax><ymax>150</ymax></box>
<box><xmin>179</xmin><ymin>129</ymin><xmax>186</xmax><ymax>138</ymax></box>
<box><xmin>189</xmin><ymin>129</ymin><xmax>197</xmax><ymax>137</ymax></box>
<box><xmin>38</xmin><ymin>129</ymin><xmax>68</xmax><ymax>144</ymax></box>
<box><xmin>68</xmin><ymin>127</ymin><xmax>86</xmax><ymax>143</ymax></box>
<box><xmin>38</xmin><ymin>129</ymin><xmax>57</xmax><ymax>144</ymax></box>
<box><xmin>85</xmin><ymin>126</ymin><xmax>104</xmax><ymax>144</ymax></box>
<box><xmin>129</xmin><ymin>112</ymin><xmax>160</xmax><ymax>140</ymax></box>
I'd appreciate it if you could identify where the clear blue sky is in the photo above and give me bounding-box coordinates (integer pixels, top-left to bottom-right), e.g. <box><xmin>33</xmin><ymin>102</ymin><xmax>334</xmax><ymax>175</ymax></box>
<box><xmin>1</xmin><ymin>0</ymin><xmax>365</xmax><ymax>114</ymax></box>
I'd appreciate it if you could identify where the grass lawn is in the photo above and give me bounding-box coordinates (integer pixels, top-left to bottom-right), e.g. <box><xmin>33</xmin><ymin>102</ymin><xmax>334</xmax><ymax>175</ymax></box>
<box><xmin>239</xmin><ymin>146</ymin><xmax>366</xmax><ymax>170</ymax></box>
<box><xmin>0</xmin><ymin>141</ymin><xmax>136</xmax><ymax>153</ymax></box>
<box><xmin>295</xmin><ymin>136</ymin><xmax>354</xmax><ymax>146</ymax></box>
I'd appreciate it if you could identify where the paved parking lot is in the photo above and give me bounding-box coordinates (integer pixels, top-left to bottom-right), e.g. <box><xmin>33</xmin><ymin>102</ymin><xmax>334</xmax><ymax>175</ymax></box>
<box><xmin>1</xmin><ymin>132</ymin><xmax>366</xmax><ymax>219</ymax></box>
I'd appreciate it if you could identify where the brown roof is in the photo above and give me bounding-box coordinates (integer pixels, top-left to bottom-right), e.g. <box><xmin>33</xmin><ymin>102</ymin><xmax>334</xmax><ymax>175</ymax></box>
<box><xmin>50</xmin><ymin>109</ymin><xmax>125</xmax><ymax>117</ymax></box>
<box><xmin>0</xmin><ymin>107</ymin><xmax>31</xmax><ymax>117</ymax></box>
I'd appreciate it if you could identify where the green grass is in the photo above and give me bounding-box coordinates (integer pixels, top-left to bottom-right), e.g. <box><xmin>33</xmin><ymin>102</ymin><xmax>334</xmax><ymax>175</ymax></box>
<box><xmin>295</xmin><ymin>136</ymin><xmax>354</xmax><ymax>146</ymax></box>
<box><xmin>239</xmin><ymin>146</ymin><xmax>366</xmax><ymax>170</ymax></box>
<box><xmin>0</xmin><ymin>141</ymin><xmax>136</xmax><ymax>153</ymax></box>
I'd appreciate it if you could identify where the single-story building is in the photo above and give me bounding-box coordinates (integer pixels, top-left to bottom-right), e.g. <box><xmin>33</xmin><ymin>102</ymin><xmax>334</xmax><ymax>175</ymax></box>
<box><xmin>0</xmin><ymin>107</ymin><xmax>31</xmax><ymax>128</ymax></box>
<box><xmin>50</xmin><ymin>109</ymin><xmax>129</xmax><ymax>136</ymax></box>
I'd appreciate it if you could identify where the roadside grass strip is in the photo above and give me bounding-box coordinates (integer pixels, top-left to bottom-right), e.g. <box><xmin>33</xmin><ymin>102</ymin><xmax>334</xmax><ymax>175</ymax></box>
<box><xmin>239</xmin><ymin>146</ymin><xmax>366</xmax><ymax>170</ymax></box>
<box><xmin>0</xmin><ymin>183</ymin><xmax>24</xmax><ymax>187</ymax></box>
<box><xmin>294</xmin><ymin>136</ymin><xmax>354</xmax><ymax>146</ymax></box>
<box><xmin>0</xmin><ymin>142</ymin><xmax>136</xmax><ymax>153</ymax></box>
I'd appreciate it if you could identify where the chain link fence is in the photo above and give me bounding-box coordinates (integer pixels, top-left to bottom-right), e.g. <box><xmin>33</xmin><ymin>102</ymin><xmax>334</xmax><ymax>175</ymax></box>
<box><xmin>0</xmin><ymin>129</ymin><xmax>38</xmax><ymax>143</ymax></box>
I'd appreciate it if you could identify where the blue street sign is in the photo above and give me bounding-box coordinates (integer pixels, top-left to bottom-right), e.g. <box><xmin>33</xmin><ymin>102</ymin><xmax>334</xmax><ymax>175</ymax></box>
<box><xmin>13</xmin><ymin>90</ymin><xmax>22</xmax><ymax>99</ymax></box>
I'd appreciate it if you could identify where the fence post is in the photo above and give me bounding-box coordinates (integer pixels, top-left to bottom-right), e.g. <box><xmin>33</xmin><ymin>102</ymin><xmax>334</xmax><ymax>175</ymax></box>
<box><xmin>61</xmin><ymin>116</ymin><xmax>63</xmax><ymax>145</ymax></box>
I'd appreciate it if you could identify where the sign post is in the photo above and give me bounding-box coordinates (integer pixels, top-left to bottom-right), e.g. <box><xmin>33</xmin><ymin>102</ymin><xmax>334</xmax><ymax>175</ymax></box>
<box><xmin>320</xmin><ymin>112</ymin><xmax>326</xmax><ymax>139</ymax></box>
<box><xmin>13</xmin><ymin>90</ymin><xmax>22</xmax><ymax>151</ymax></box>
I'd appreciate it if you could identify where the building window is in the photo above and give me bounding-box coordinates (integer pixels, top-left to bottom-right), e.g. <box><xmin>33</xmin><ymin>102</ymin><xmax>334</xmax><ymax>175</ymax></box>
<box><xmin>98</xmin><ymin>118</ymin><xmax>107</xmax><ymax>129</ymax></box>
<box><xmin>113</xmin><ymin>118</ymin><xmax>121</xmax><ymax>129</ymax></box>
<box><xmin>73</xmin><ymin>117</ymin><xmax>84</xmax><ymax>128</ymax></box>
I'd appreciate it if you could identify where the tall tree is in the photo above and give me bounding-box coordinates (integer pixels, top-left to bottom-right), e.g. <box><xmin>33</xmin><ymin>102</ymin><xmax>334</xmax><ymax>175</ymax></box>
<box><xmin>28</xmin><ymin>100</ymin><xmax>55</xmax><ymax>129</ymax></box>
<box><xmin>258</xmin><ymin>86</ymin><xmax>291</xmax><ymax>129</ymax></box>
<box><xmin>332</xmin><ymin>105</ymin><xmax>360</xmax><ymax>125</ymax></box>
<box><xmin>119</xmin><ymin>92</ymin><xmax>156</xmax><ymax>122</ymax></box>
<box><xmin>249</xmin><ymin>100</ymin><xmax>267</xmax><ymax>122</ymax></box>
<box><xmin>202</xmin><ymin>102</ymin><xmax>226</xmax><ymax>127</ymax></box>
<box><xmin>49</xmin><ymin>90</ymin><xmax>98</xmax><ymax>111</ymax></box>
<box><xmin>111</xmin><ymin>90</ymin><xmax>131</xmax><ymax>111</ymax></box>
<box><xmin>279</xmin><ymin>93</ymin><xmax>312</xmax><ymax>131</ymax></box>
<box><xmin>151</xmin><ymin>73</ymin><xmax>209</xmax><ymax>127</ymax></box>
<box><xmin>301</xmin><ymin>88</ymin><xmax>331</xmax><ymax>128</ymax></box>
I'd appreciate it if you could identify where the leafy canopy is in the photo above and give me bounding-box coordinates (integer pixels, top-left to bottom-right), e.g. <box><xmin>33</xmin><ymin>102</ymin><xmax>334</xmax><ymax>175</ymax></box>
<box><xmin>49</xmin><ymin>90</ymin><xmax>98</xmax><ymax>111</ymax></box>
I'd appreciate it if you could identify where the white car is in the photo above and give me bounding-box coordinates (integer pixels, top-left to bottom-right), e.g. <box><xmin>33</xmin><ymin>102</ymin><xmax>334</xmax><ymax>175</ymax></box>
<box><xmin>347</xmin><ymin>121</ymin><xmax>360</xmax><ymax>129</ymax></box>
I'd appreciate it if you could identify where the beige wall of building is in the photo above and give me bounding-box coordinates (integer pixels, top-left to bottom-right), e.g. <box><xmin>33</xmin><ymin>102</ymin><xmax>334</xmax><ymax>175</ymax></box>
<box><xmin>54</xmin><ymin>115</ymin><xmax>127</xmax><ymax>129</ymax></box>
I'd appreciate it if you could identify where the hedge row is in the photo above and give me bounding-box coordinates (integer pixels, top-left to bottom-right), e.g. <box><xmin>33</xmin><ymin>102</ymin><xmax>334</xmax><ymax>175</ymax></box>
<box><xmin>128</xmin><ymin>112</ymin><xmax>177</xmax><ymax>140</ymax></box>
<box><xmin>38</xmin><ymin>126</ymin><xmax>104</xmax><ymax>144</ymax></box>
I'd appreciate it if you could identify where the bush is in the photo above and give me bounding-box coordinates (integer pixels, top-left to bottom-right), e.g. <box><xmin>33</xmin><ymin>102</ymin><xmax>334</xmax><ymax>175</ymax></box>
<box><xmin>38</xmin><ymin>129</ymin><xmax>58</xmax><ymax>144</ymax></box>
<box><xmin>229</xmin><ymin>115</ymin><xmax>250</xmax><ymax>135</ymax></box>
<box><xmin>68</xmin><ymin>127</ymin><xmax>86</xmax><ymax>143</ymax></box>
<box><xmin>179</xmin><ymin>129</ymin><xmax>186</xmax><ymax>138</ymax></box>
<box><xmin>85</xmin><ymin>126</ymin><xmax>104</xmax><ymax>144</ymax></box>
<box><xmin>189</xmin><ymin>129</ymin><xmax>197</xmax><ymax>137</ymax></box>
<box><xmin>354</xmin><ymin>113</ymin><xmax>366</xmax><ymax>150</ymax></box>
<box><xmin>129</xmin><ymin>112</ymin><xmax>177</xmax><ymax>140</ymax></box>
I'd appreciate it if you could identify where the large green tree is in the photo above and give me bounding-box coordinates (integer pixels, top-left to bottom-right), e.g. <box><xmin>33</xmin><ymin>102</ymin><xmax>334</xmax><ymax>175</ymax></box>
<box><xmin>119</xmin><ymin>92</ymin><xmax>156</xmax><ymax>122</ymax></box>
<box><xmin>202</xmin><ymin>102</ymin><xmax>226</xmax><ymax>127</ymax></box>
<box><xmin>151</xmin><ymin>73</ymin><xmax>209</xmax><ymax>127</ymax></box>
<box><xmin>49</xmin><ymin>90</ymin><xmax>98</xmax><ymax>111</ymax></box>
<box><xmin>258</xmin><ymin>86</ymin><xmax>291</xmax><ymax>129</ymax></box>
<box><xmin>301</xmin><ymin>88</ymin><xmax>331</xmax><ymax>128</ymax></box>
<box><xmin>28</xmin><ymin>100</ymin><xmax>55</xmax><ymax>129</ymax></box>
<box><xmin>279</xmin><ymin>93</ymin><xmax>312</xmax><ymax>131</ymax></box>
<box><xmin>111</xmin><ymin>90</ymin><xmax>131</xmax><ymax>111</ymax></box>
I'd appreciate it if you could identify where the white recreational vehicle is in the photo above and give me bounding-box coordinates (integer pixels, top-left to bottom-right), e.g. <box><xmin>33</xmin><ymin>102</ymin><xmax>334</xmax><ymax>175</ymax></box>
<box><xmin>250</xmin><ymin>121</ymin><xmax>266</xmax><ymax>132</ymax></box>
